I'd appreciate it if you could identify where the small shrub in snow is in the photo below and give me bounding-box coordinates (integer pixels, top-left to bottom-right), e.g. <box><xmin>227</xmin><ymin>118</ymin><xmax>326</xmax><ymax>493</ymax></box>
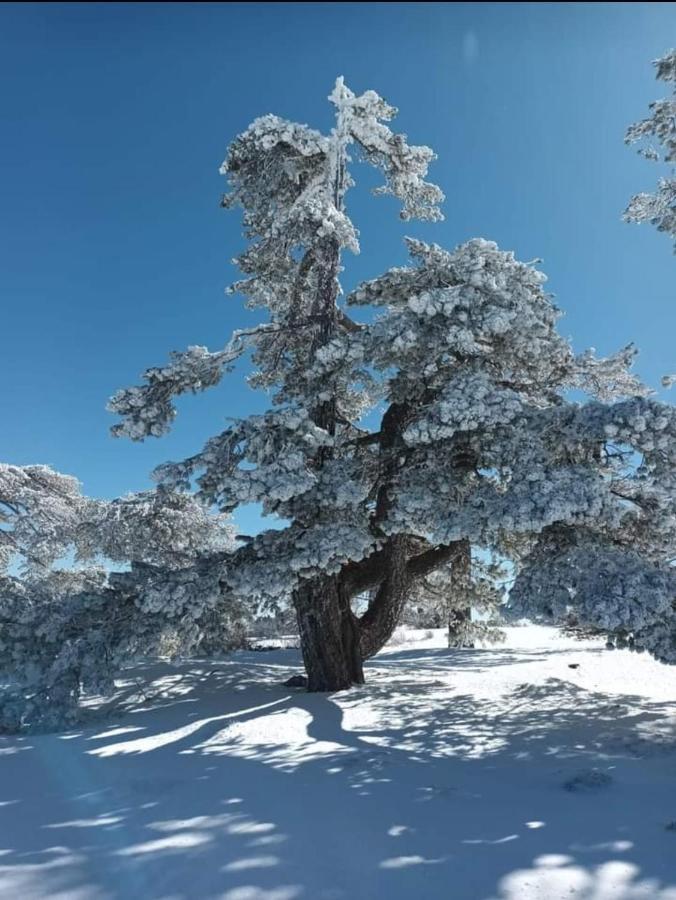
<box><xmin>386</xmin><ymin>627</ymin><xmax>410</xmax><ymax>648</ymax></box>
<box><xmin>563</xmin><ymin>769</ymin><xmax>614</xmax><ymax>793</ymax></box>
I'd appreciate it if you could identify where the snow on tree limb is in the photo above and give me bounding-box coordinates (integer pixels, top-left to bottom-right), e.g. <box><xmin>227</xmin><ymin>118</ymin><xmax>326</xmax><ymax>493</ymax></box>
<box><xmin>108</xmin><ymin>338</ymin><xmax>248</xmax><ymax>440</ymax></box>
<box><xmin>329</xmin><ymin>77</ymin><xmax>445</xmax><ymax>222</ymax></box>
<box><xmin>624</xmin><ymin>49</ymin><xmax>676</xmax><ymax>250</ymax></box>
<box><xmin>0</xmin><ymin>465</ymin><xmax>87</xmax><ymax>574</ymax></box>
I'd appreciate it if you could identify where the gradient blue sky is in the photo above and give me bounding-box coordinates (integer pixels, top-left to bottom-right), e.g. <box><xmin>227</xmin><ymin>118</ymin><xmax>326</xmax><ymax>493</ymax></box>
<box><xmin>1</xmin><ymin>2</ymin><xmax>674</xmax><ymax>534</ymax></box>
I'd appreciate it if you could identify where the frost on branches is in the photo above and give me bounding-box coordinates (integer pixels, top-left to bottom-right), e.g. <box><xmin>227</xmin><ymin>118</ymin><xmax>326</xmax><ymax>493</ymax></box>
<box><xmin>509</xmin><ymin>398</ymin><xmax>676</xmax><ymax>662</ymax></box>
<box><xmin>111</xmin><ymin>78</ymin><xmax>674</xmax><ymax>692</ymax></box>
<box><xmin>0</xmin><ymin>465</ymin><xmax>245</xmax><ymax>731</ymax></box>
<box><xmin>624</xmin><ymin>49</ymin><xmax>676</xmax><ymax>250</ymax></box>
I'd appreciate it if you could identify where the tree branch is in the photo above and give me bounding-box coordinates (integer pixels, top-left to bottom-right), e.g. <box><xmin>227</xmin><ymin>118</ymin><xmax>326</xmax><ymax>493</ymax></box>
<box><xmin>342</xmin><ymin>546</ymin><xmax>389</xmax><ymax>597</ymax></box>
<box><xmin>337</xmin><ymin>309</ymin><xmax>363</xmax><ymax>334</ymax></box>
<box><xmin>341</xmin><ymin>537</ymin><xmax>463</xmax><ymax>599</ymax></box>
<box><xmin>406</xmin><ymin>541</ymin><xmax>463</xmax><ymax>580</ymax></box>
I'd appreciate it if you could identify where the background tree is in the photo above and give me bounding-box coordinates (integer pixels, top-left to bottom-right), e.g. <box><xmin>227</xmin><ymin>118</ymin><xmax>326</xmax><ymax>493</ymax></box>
<box><xmin>404</xmin><ymin>553</ymin><xmax>506</xmax><ymax>648</ymax></box>
<box><xmin>624</xmin><ymin>49</ymin><xmax>676</xmax><ymax>251</ymax></box>
<box><xmin>111</xmin><ymin>79</ymin><xmax>675</xmax><ymax>692</ymax></box>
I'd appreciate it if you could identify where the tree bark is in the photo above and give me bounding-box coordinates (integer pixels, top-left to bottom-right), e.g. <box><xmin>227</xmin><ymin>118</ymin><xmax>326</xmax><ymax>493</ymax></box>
<box><xmin>294</xmin><ymin>122</ymin><xmax>350</xmax><ymax>691</ymax></box>
<box><xmin>293</xmin><ymin>534</ymin><xmax>469</xmax><ymax>689</ymax></box>
<box><xmin>447</xmin><ymin>538</ymin><xmax>474</xmax><ymax>649</ymax></box>
<box><xmin>358</xmin><ymin>536</ymin><xmax>410</xmax><ymax>659</ymax></box>
<box><xmin>294</xmin><ymin>575</ymin><xmax>364</xmax><ymax>692</ymax></box>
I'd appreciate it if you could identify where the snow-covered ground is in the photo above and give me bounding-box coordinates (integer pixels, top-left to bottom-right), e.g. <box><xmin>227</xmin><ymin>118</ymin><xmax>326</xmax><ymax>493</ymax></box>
<box><xmin>1</xmin><ymin>625</ymin><xmax>675</xmax><ymax>900</ymax></box>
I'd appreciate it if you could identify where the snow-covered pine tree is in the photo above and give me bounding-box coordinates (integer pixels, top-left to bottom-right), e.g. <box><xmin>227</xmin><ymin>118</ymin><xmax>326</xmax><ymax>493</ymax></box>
<box><xmin>0</xmin><ymin>464</ymin><xmax>244</xmax><ymax>730</ymax></box>
<box><xmin>110</xmin><ymin>79</ymin><xmax>447</xmax><ymax>691</ymax></box>
<box><xmin>111</xmin><ymin>79</ymin><xmax>676</xmax><ymax>691</ymax></box>
<box><xmin>624</xmin><ymin>48</ymin><xmax>676</xmax><ymax>251</ymax></box>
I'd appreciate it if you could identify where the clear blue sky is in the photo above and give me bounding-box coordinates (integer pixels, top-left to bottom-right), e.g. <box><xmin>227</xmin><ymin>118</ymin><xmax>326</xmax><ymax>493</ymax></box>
<box><xmin>1</xmin><ymin>2</ymin><xmax>674</xmax><ymax>534</ymax></box>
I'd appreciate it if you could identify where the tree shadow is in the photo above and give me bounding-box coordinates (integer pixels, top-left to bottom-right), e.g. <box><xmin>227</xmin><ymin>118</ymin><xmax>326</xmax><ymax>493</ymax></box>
<box><xmin>0</xmin><ymin>646</ymin><xmax>675</xmax><ymax>899</ymax></box>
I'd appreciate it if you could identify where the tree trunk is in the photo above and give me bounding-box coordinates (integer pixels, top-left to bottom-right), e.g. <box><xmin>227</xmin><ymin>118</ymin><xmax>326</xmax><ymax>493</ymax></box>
<box><xmin>359</xmin><ymin>536</ymin><xmax>410</xmax><ymax>659</ymax></box>
<box><xmin>294</xmin><ymin>574</ymin><xmax>364</xmax><ymax>692</ymax></box>
<box><xmin>447</xmin><ymin>605</ymin><xmax>473</xmax><ymax>648</ymax></box>
<box><xmin>447</xmin><ymin>538</ymin><xmax>474</xmax><ymax>649</ymax></box>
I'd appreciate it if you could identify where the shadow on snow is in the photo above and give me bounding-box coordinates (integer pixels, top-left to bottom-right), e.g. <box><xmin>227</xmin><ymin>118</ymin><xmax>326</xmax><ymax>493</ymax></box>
<box><xmin>0</xmin><ymin>644</ymin><xmax>675</xmax><ymax>899</ymax></box>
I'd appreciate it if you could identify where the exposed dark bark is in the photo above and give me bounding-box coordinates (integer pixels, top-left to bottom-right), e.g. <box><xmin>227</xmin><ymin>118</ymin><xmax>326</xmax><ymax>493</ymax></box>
<box><xmin>294</xmin><ymin>391</ymin><xmax>416</xmax><ymax>685</ymax></box>
<box><xmin>294</xmin><ymin>575</ymin><xmax>364</xmax><ymax>692</ymax></box>
<box><xmin>341</xmin><ymin>546</ymin><xmax>391</xmax><ymax>597</ymax></box>
<box><xmin>342</xmin><ymin>539</ymin><xmax>461</xmax><ymax>599</ymax></box>
<box><xmin>407</xmin><ymin>542</ymin><xmax>463</xmax><ymax>581</ymax></box>
<box><xmin>309</xmin><ymin>237</ymin><xmax>341</xmax><ymax>440</ymax></box>
<box><xmin>447</xmin><ymin>538</ymin><xmax>474</xmax><ymax>649</ymax></box>
<box><xmin>354</xmin><ymin>401</ymin><xmax>416</xmax><ymax>658</ymax></box>
<box><xmin>332</xmin><ymin>393</ymin><xmax>469</xmax><ymax>665</ymax></box>
<box><xmin>358</xmin><ymin>536</ymin><xmax>409</xmax><ymax>659</ymax></box>
<box><xmin>295</xmin><ymin>156</ymin><xmax>351</xmax><ymax>689</ymax></box>
<box><xmin>337</xmin><ymin>309</ymin><xmax>362</xmax><ymax>334</ymax></box>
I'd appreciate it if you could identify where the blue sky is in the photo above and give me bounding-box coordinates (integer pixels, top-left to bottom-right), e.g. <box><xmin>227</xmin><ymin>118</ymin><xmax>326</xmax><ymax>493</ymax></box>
<box><xmin>1</xmin><ymin>2</ymin><xmax>674</xmax><ymax>534</ymax></box>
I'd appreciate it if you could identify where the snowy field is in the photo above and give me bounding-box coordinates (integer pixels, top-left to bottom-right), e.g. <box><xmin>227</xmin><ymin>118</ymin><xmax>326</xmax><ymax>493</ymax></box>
<box><xmin>1</xmin><ymin>625</ymin><xmax>675</xmax><ymax>900</ymax></box>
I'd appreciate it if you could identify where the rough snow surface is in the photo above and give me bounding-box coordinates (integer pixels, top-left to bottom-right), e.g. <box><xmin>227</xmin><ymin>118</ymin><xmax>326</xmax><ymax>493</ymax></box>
<box><xmin>1</xmin><ymin>625</ymin><xmax>675</xmax><ymax>899</ymax></box>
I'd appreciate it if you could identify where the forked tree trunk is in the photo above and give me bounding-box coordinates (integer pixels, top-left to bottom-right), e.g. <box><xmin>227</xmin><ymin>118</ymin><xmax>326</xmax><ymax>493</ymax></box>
<box><xmin>294</xmin><ymin>538</ymin><xmax>465</xmax><ymax>690</ymax></box>
<box><xmin>294</xmin><ymin>574</ymin><xmax>364</xmax><ymax>692</ymax></box>
<box><xmin>447</xmin><ymin>538</ymin><xmax>474</xmax><ymax>649</ymax></box>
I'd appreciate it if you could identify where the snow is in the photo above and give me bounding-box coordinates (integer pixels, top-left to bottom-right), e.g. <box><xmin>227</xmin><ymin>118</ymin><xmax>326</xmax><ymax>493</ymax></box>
<box><xmin>1</xmin><ymin>625</ymin><xmax>675</xmax><ymax>899</ymax></box>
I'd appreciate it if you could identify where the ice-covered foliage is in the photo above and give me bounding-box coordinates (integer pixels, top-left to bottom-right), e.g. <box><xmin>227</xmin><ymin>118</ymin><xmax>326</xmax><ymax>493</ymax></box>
<box><xmin>341</xmin><ymin>239</ymin><xmax>673</xmax><ymax>658</ymax></box>
<box><xmin>114</xmin><ymin>78</ymin><xmax>442</xmax><ymax>422</ymax></box>
<box><xmin>108</xmin><ymin>341</ymin><xmax>247</xmax><ymax>441</ymax></box>
<box><xmin>0</xmin><ymin>463</ymin><xmax>236</xmax><ymax>577</ymax></box>
<box><xmin>0</xmin><ymin>466</ymin><xmax>245</xmax><ymax>731</ymax></box>
<box><xmin>511</xmin><ymin>528</ymin><xmax>674</xmax><ymax>634</ymax></box>
<box><xmin>0</xmin><ymin>465</ymin><xmax>88</xmax><ymax>574</ymax></box>
<box><xmin>86</xmin><ymin>489</ymin><xmax>237</xmax><ymax>571</ymax></box>
<box><xmin>224</xmin><ymin>516</ymin><xmax>378</xmax><ymax>610</ymax></box>
<box><xmin>624</xmin><ymin>49</ymin><xmax>676</xmax><ymax>251</ymax></box>
<box><xmin>109</xmin><ymin>78</ymin><xmax>673</xmax><ymax>689</ymax></box>
<box><xmin>508</xmin><ymin>396</ymin><xmax>676</xmax><ymax>657</ymax></box>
